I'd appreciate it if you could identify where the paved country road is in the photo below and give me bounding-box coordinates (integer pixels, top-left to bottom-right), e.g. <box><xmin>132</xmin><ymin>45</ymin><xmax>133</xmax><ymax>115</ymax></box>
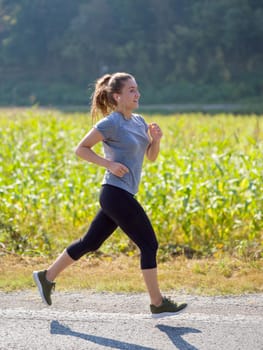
<box><xmin>0</xmin><ymin>291</ymin><xmax>262</xmax><ymax>350</ymax></box>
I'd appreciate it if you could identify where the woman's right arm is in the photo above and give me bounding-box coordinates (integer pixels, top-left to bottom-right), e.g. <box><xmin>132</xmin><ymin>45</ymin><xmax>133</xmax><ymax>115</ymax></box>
<box><xmin>75</xmin><ymin>128</ymin><xmax>129</xmax><ymax>177</ymax></box>
<box><xmin>75</xmin><ymin>128</ymin><xmax>110</xmax><ymax>168</ymax></box>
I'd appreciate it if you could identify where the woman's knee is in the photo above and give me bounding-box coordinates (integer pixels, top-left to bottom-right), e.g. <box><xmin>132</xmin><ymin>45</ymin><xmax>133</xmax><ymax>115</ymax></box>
<box><xmin>67</xmin><ymin>237</ymin><xmax>102</xmax><ymax>260</ymax></box>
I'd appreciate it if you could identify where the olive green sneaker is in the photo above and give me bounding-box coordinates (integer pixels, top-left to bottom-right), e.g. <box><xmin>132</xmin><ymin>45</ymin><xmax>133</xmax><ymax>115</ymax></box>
<box><xmin>33</xmin><ymin>270</ymin><xmax>55</xmax><ymax>306</ymax></box>
<box><xmin>150</xmin><ymin>297</ymin><xmax>187</xmax><ymax>318</ymax></box>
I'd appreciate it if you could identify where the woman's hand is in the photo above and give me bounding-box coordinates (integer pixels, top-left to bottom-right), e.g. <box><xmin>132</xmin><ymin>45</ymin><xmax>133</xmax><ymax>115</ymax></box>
<box><xmin>108</xmin><ymin>161</ymin><xmax>129</xmax><ymax>177</ymax></box>
<box><xmin>148</xmin><ymin>123</ymin><xmax>163</xmax><ymax>141</ymax></box>
<box><xmin>146</xmin><ymin>123</ymin><xmax>163</xmax><ymax>161</ymax></box>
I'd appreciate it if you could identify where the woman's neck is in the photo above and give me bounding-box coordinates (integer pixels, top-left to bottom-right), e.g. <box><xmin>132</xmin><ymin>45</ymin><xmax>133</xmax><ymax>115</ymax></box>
<box><xmin>115</xmin><ymin>108</ymin><xmax>132</xmax><ymax>120</ymax></box>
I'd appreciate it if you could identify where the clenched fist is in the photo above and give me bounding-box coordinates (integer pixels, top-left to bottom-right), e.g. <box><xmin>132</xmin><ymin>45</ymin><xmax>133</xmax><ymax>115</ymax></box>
<box><xmin>148</xmin><ymin>123</ymin><xmax>163</xmax><ymax>141</ymax></box>
<box><xmin>108</xmin><ymin>161</ymin><xmax>129</xmax><ymax>177</ymax></box>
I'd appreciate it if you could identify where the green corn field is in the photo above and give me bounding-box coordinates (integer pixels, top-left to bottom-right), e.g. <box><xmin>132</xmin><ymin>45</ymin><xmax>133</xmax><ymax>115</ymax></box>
<box><xmin>0</xmin><ymin>109</ymin><xmax>262</xmax><ymax>259</ymax></box>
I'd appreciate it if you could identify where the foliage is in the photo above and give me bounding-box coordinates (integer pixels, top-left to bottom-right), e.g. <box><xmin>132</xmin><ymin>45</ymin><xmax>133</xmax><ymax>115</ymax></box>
<box><xmin>0</xmin><ymin>0</ymin><xmax>262</xmax><ymax>105</ymax></box>
<box><xmin>0</xmin><ymin>109</ymin><xmax>262</xmax><ymax>260</ymax></box>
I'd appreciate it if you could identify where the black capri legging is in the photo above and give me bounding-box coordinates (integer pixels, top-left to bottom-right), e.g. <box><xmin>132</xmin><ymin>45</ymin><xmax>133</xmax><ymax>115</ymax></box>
<box><xmin>67</xmin><ymin>184</ymin><xmax>158</xmax><ymax>269</ymax></box>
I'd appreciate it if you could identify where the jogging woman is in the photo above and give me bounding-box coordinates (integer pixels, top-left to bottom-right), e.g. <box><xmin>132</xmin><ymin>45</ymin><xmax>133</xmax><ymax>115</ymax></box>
<box><xmin>33</xmin><ymin>72</ymin><xmax>187</xmax><ymax>318</ymax></box>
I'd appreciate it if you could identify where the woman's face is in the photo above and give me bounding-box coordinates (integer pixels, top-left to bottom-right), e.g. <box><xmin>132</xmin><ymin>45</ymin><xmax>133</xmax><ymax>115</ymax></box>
<box><xmin>117</xmin><ymin>78</ymin><xmax>140</xmax><ymax>111</ymax></box>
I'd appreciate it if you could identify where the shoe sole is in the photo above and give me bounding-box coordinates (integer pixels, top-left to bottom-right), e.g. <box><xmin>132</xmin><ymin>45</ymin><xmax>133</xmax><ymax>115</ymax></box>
<box><xmin>151</xmin><ymin>304</ymin><xmax>187</xmax><ymax>319</ymax></box>
<box><xmin>33</xmin><ymin>271</ymin><xmax>50</xmax><ymax>306</ymax></box>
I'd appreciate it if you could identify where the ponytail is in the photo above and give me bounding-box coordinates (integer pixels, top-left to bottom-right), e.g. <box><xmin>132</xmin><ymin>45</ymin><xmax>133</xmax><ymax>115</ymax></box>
<box><xmin>90</xmin><ymin>74</ymin><xmax>112</xmax><ymax>122</ymax></box>
<box><xmin>90</xmin><ymin>72</ymin><xmax>134</xmax><ymax>122</ymax></box>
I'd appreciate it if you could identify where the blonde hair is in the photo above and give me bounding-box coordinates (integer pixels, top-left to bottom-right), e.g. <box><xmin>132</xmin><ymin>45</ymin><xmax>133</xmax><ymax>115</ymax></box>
<box><xmin>90</xmin><ymin>72</ymin><xmax>134</xmax><ymax>122</ymax></box>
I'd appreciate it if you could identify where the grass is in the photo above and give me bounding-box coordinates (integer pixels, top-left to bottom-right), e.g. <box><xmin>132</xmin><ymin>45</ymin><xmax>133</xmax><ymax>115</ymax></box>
<box><xmin>0</xmin><ymin>254</ymin><xmax>262</xmax><ymax>295</ymax></box>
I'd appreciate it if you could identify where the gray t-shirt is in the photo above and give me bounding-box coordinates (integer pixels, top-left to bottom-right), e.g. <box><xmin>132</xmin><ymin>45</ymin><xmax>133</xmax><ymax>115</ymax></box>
<box><xmin>94</xmin><ymin>111</ymin><xmax>150</xmax><ymax>195</ymax></box>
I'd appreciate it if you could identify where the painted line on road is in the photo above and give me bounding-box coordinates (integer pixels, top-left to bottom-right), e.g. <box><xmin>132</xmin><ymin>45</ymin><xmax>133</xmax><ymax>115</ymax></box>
<box><xmin>0</xmin><ymin>308</ymin><xmax>262</xmax><ymax>324</ymax></box>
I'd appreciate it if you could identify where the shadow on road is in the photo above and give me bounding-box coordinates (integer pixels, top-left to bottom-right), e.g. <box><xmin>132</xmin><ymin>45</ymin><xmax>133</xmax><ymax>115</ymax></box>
<box><xmin>156</xmin><ymin>324</ymin><xmax>201</xmax><ymax>350</ymax></box>
<box><xmin>50</xmin><ymin>320</ymin><xmax>155</xmax><ymax>350</ymax></box>
<box><xmin>50</xmin><ymin>320</ymin><xmax>201</xmax><ymax>350</ymax></box>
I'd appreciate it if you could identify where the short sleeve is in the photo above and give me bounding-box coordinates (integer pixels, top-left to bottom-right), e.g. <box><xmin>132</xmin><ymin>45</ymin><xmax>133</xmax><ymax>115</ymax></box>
<box><xmin>94</xmin><ymin>116</ymin><xmax>117</xmax><ymax>140</ymax></box>
<box><xmin>138</xmin><ymin>115</ymin><xmax>148</xmax><ymax>133</ymax></box>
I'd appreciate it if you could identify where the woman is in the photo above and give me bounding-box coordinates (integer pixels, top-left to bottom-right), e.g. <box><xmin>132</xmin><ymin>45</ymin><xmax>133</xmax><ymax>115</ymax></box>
<box><xmin>33</xmin><ymin>72</ymin><xmax>187</xmax><ymax>318</ymax></box>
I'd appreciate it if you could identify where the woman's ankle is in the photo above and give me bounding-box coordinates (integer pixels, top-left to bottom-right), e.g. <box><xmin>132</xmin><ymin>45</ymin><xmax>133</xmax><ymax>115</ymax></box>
<box><xmin>45</xmin><ymin>270</ymin><xmax>54</xmax><ymax>282</ymax></box>
<box><xmin>151</xmin><ymin>296</ymin><xmax>163</xmax><ymax>307</ymax></box>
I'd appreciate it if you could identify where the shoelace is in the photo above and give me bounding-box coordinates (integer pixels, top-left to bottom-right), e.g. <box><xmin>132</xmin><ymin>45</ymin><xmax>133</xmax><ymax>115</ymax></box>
<box><xmin>163</xmin><ymin>296</ymin><xmax>176</xmax><ymax>305</ymax></box>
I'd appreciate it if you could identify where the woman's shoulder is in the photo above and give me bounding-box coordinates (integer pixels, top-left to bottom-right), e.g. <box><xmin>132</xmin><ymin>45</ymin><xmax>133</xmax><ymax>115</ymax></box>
<box><xmin>96</xmin><ymin>112</ymin><xmax>119</xmax><ymax>126</ymax></box>
<box><xmin>132</xmin><ymin>113</ymin><xmax>145</xmax><ymax>121</ymax></box>
<box><xmin>94</xmin><ymin>112</ymin><xmax>121</xmax><ymax>139</ymax></box>
<box><xmin>132</xmin><ymin>113</ymin><xmax>148</xmax><ymax>128</ymax></box>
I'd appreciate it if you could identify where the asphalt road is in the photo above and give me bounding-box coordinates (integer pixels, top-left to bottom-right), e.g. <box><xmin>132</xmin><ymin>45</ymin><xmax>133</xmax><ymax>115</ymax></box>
<box><xmin>0</xmin><ymin>291</ymin><xmax>262</xmax><ymax>350</ymax></box>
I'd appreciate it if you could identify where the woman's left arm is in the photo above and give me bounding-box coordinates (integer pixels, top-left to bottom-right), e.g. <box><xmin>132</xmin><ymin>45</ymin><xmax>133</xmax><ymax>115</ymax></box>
<box><xmin>146</xmin><ymin>123</ymin><xmax>163</xmax><ymax>161</ymax></box>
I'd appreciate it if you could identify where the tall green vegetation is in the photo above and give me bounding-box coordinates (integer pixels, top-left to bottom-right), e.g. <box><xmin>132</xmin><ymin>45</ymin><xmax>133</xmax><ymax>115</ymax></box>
<box><xmin>0</xmin><ymin>110</ymin><xmax>262</xmax><ymax>260</ymax></box>
<box><xmin>0</xmin><ymin>0</ymin><xmax>262</xmax><ymax>105</ymax></box>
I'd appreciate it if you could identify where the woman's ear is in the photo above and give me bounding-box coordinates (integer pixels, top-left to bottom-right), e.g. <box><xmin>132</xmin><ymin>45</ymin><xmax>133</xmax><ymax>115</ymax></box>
<box><xmin>113</xmin><ymin>93</ymin><xmax>120</xmax><ymax>103</ymax></box>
